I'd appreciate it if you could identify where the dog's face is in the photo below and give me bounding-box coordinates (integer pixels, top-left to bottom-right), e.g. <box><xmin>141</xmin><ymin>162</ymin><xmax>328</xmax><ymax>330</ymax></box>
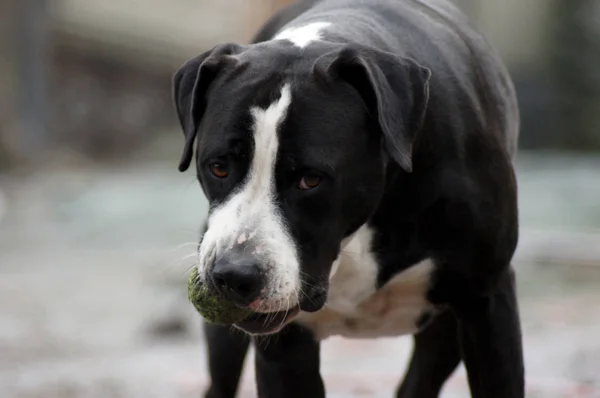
<box><xmin>173</xmin><ymin>41</ymin><xmax>430</xmax><ymax>334</ymax></box>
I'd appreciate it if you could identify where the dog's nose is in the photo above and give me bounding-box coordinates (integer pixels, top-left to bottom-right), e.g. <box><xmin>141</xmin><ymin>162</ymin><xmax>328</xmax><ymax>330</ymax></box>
<box><xmin>212</xmin><ymin>255</ymin><xmax>264</xmax><ymax>306</ymax></box>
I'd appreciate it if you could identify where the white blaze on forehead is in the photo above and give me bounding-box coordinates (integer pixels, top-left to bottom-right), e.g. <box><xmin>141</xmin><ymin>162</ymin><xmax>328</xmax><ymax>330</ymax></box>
<box><xmin>197</xmin><ymin>84</ymin><xmax>300</xmax><ymax>311</ymax></box>
<box><xmin>249</xmin><ymin>84</ymin><xmax>292</xmax><ymax>193</ymax></box>
<box><xmin>274</xmin><ymin>22</ymin><xmax>332</xmax><ymax>48</ymax></box>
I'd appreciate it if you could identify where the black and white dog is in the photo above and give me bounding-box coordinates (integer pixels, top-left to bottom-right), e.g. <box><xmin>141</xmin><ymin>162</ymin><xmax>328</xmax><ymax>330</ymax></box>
<box><xmin>173</xmin><ymin>0</ymin><xmax>523</xmax><ymax>397</ymax></box>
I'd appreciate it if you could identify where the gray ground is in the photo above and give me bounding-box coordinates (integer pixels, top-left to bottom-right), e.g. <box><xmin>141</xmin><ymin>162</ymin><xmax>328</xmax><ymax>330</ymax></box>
<box><xmin>1</xmin><ymin>151</ymin><xmax>600</xmax><ymax>397</ymax></box>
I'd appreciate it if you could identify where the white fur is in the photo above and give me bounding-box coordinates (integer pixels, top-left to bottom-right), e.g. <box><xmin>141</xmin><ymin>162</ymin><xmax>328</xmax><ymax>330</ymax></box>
<box><xmin>327</xmin><ymin>225</ymin><xmax>380</xmax><ymax>313</ymax></box>
<box><xmin>298</xmin><ymin>224</ymin><xmax>434</xmax><ymax>340</ymax></box>
<box><xmin>197</xmin><ymin>84</ymin><xmax>300</xmax><ymax>312</ymax></box>
<box><xmin>274</xmin><ymin>22</ymin><xmax>332</xmax><ymax>48</ymax></box>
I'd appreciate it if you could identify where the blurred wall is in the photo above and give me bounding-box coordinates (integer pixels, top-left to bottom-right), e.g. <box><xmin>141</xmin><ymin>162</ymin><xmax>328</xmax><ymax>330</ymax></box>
<box><xmin>0</xmin><ymin>1</ymin><xmax>19</xmax><ymax>168</ymax></box>
<box><xmin>457</xmin><ymin>0</ymin><xmax>600</xmax><ymax>152</ymax></box>
<box><xmin>457</xmin><ymin>0</ymin><xmax>553</xmax><ymax>69</ymax></box>
<box><xmin>0</xmin><ymin>0</ymin><xmax>291</xmax><ymax>170</ymax></box>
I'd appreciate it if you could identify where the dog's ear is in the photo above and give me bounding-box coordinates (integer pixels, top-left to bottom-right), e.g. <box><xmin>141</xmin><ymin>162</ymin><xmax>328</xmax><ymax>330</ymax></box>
<box><xmin>323</xmin><ymin>46</ymin><xmax>431</xmax><ymax>172</ymax></box>
<box><xmin>172</xmin><ymin>43</ymin><xmax>244</xmax><ymax>172</ymax></box>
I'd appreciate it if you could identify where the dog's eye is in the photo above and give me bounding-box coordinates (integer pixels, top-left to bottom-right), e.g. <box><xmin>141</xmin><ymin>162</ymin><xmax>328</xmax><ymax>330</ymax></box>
<box><xmin>299</xmin><ymin>175</ymin><xmax>321</xmax><ymax>190</ymax></box>
<box><xmin>209</xmin><ymin>162</ymin><xmax>228</xmax><ymax>178</ymax></box>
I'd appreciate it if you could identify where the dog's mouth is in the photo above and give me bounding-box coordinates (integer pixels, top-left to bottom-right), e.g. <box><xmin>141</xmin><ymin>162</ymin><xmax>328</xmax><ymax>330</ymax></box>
<box><xmin>233</xmin><ymin>288</ymin><xmax>327</xmax><ymax>335</ymax></box>
<box><xmin>234</xmin><ymin>306</ymin><xmax>301</xmax><ymax>335</ymax></box>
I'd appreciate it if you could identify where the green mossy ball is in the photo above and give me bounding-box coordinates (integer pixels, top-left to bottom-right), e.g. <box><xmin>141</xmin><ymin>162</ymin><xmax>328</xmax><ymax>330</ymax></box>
<box><xmin>187</xmin><ymin>268</ymin><xmax>253</xmax><ymax>324</ymax></box>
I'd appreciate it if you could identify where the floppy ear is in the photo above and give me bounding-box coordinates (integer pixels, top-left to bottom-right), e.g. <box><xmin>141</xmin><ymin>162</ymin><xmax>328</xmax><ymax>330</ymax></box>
<box><xmin>172</xmin><ymin>43</ymin><xmax>243</xmax><ymax>172</ymax></box>
<box><xmin>324</xmin><ymin>46</ymin><xmax>431</xmax><ymax>172</ymax></box>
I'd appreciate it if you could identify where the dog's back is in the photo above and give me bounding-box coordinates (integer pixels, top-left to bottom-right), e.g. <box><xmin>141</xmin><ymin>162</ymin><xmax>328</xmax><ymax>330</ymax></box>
<box><xmin>253</xmin><ymin>0</ymin><xmax>519</xmax><ymax>159</ymax></box>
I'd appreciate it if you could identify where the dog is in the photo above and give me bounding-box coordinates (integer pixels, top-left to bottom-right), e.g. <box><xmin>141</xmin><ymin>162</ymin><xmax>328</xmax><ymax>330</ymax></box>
<box><xmin>172</xmin><ymin>0</ymin><xmax>524</xmax><ymax>396</ymax></box>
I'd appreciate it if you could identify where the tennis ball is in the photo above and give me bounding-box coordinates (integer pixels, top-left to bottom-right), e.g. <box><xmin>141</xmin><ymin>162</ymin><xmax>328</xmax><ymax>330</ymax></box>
<box><xmin>187</xmin><ymin>268</ymin><xmax>253</xmax><ymax>324</ymax></box>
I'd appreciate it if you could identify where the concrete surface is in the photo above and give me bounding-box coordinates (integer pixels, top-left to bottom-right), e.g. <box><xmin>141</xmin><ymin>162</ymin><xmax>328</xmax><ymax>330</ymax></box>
<box><xmin>1</xmin><ymin>152</ymin><xmax>600</xmax><ymax>397</ymax></box>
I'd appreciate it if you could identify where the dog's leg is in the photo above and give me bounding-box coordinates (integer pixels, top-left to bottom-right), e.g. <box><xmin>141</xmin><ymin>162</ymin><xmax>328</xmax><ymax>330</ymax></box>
<box><xmin>203</xmin><ymin>322</ymin><xmax>250</xmax><ymax>398</ymax></box>
<box><xmin>396</xmin><ymin>310</ymin><xmax>461</xmax><ymax>398</ymax></box>
<box><xmin>455</xmin><ymin>268</ymin><xmax>525</xmax><ymax>398</ymax></box>
<box><xmin>254</xmin><ymin>323</ymin><xmax>325</xmax><ymax>398</ymax></box>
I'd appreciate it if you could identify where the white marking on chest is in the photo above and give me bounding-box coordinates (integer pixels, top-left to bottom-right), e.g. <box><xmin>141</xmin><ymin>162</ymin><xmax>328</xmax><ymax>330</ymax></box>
<box><xmin>197</xmin><ymin>84</ymin><xmax>300</xmax><ymax>311</ymax></box>
<box><xmin>297</xmin><ymin>225</ymin><xmax>434</xmax><ymax>340</ymax></box>
<box><xmin>273</xmin><ymin>22</ymin><xmax>332</xmax><ymax>48</ymax></box>
<box><xmin>327</xmin><ymin>225</ymin><xmax>380</xmax><ymax>313</ymax></box>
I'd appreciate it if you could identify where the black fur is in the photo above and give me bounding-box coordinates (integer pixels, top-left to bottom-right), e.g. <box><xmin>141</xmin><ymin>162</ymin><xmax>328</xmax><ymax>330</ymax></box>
<box><xmin>173</xmin><ymin>0</ymin><xmax>523</xmax><ymax>396</ymax></box>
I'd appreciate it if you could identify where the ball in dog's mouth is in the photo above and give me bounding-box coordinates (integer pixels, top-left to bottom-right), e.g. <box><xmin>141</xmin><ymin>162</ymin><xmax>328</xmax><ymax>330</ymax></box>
<box><xmin>187</xmin><ymin>268</ymin><xmax>300</xmax><ymax>333</ymax></box>
<box><xmin>187</xmin><ymin>268</ymin><xmax>253</xmax><ymax>324</ymax></box>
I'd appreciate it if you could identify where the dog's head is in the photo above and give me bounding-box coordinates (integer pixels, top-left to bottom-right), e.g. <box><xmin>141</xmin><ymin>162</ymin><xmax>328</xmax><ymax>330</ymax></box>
<box><xmin>173</xmin><ymin>40</ymin><xmax>430</xmax><ymax>334</ymax></box>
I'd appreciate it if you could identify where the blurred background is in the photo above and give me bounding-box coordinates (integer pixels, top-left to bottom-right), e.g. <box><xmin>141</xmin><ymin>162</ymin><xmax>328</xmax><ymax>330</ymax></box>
<box><xmin>1</xmin><ymin>0</ymin><xmax>599</xmax><ymax>397</ymax></box>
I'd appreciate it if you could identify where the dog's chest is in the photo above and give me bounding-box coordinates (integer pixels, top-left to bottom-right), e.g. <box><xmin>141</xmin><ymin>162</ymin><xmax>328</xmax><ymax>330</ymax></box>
<box><xmin>296</xmin><ymin>227</ymin><xmax>434</xmax><ymax>340</ymax></box>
